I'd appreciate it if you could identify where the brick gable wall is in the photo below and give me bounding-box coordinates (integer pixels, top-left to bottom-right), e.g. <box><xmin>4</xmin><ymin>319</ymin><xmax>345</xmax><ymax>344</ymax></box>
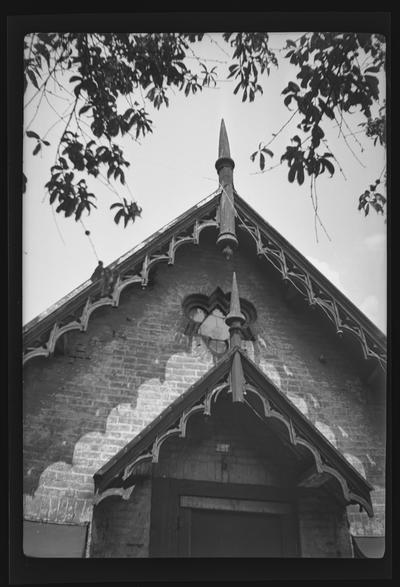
<box><xmin>23</xmin><ymin>230</ymin><xmax>385</xmax><ymax>545</ymax></box>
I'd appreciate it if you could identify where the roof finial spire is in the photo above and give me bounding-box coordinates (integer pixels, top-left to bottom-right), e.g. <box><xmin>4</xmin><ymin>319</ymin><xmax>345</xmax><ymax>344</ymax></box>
<box><xmin>225</xmin><ymin>272</ymin><xmax>246</xmax><ymax>347</ymax></box>
<box><xmin>225</xmin><ymin>272</ymin><xmax>246</xmax><ymax>402</ymax></box>
<box><xmin>215</xmin><ymin>119</ymin><xmax>238</xmax><ymax>259</ymax></box>
<box><xmin>218</xmin><ymin>118</ymin><xmax>231</xmax><ymax>159</ymax></box>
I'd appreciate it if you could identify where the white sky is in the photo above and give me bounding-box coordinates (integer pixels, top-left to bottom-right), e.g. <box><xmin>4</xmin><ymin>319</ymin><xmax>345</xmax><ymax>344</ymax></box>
<box><xmin>23</xmin><ymin>33</ymin><xmax>387</xmax><ymax>332</ymax></box>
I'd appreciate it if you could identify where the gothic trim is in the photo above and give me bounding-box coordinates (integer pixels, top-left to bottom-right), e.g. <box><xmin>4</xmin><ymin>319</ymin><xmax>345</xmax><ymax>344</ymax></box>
<box><xmin>23</xmin><ymin>190</ymin><xmax>386</xmax><ymax>372</ymax></box>
<box><xmin>93</xmin><ymin>351</ymin><xmax>234</xmax><ymax>494</ymax></box>
<box><xmin>239</xmin><ymin>349</ymin><xmax>374</xmax><ymax>510</ymax></box>
<box><xmin>93</xmin><ymin>349</ymin><xmax>373</xmax><ymax>517</ymax></box>
<box><xmin>234</xmin><ymin>194</ymin><xmax>386</xmax><ymax>370</ymax></box>
<box><xmin>23</xmin><ymin>192</ymin><xmax>220</xmax><ymax>365</ymax></box>
<box><xmin>92</xmin><ymin>485</ymin><xmax>135</xmax><ymax>506</ymax></box>
<box><xmin>242</xmin><ymin>388</ymin><xmax>372</xmax><ymax>516</ymax></box>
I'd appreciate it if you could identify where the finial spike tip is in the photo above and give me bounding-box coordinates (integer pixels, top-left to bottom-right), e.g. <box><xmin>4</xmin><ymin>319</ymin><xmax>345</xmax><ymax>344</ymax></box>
<box><xmin>226</xmin><ymin>272</ymin><xmax>246</xmax><ymax>326</ymax></box>
<box><xmin>218</xmin><ymin>118</ymin><xmax>231</xmax><ymax>159</ymax></box>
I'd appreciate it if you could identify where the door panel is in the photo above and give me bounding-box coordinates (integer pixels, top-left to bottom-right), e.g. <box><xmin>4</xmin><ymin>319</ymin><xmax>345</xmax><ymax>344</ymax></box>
<box><xmin>150</xmin><ymin>478</ymin><xmax>299</xmax><ymax>557</ymax></box>
<box><xmin>190</xmin><ymin>508</ymin><xmax>284</xmax><ymax>557</ymax></box>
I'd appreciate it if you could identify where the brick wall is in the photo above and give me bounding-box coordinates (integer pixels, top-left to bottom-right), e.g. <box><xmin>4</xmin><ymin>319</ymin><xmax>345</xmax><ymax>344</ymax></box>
<box><xmin>23</xmin><ymin>230</ymin><xmax>385</xmax><ymax>542</ymax></box>
<box><xmin>90</xmin><ymin>480</ymin><xmax>151</xmax><ymax>558</ymax></box>
<box><xmin>91</xmin><ymin>395</ymin><xmax>352</xmax><ymax>557</ymax></box>
<box><xmin>298</xmin><ymin>493</ymin><xmax>353</xmax><ymax>557</ymax></box>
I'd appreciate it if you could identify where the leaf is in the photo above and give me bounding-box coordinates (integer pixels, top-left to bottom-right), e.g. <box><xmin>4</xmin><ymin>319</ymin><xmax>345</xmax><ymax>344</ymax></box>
<box><xmin>114</xmin><ymin>209</ymin><xmax>125</xmax><ymax>225</ymax></box>
<box><xmin>26</xmin><ymin>130</ymin><xmax>40</xmax><ymax>139</ymax></box>
<box><xmin>79</xmin><ymin>104</ymin><xmax>91</xmax><ymax>115</ymax></box>
<box><xmin>365</xmin><ymin>65</ymin><xmax>381</xmax><ymax>74</ymax></box>
<box><xmin>324</xmin><ymin>160</ymin><xmax>335</xmax><ymax>176</ymax></box>
<box><xmin>36</xmin><ymin>42</ymin><xmax>50</xmax><ymax>65</ymax></box>
<box><xmin>32</xmin><ymin>143</ymin><xmax>41</xmax><ymax>156</ymax></box>
<box><xmin>287</xmin><ymin>81</ymin><xmax>300</xmax><ymax>93</ymax></box>
<box><xmin>262</xmin><ymin>148</ymin><xmax>274</xmax><ymax>158</ymax></box>
<box><xmin>297</xmin><ymin>164</ymin><xmax>304</xmax><ymax>185</ymax></box>
<box><xmin>288</xmin><ymin>164</ymin><xmax>297</xmax><ymax>183</ymax></box>
<box><xmin>42</xmin><ymin>140</ymin><xmax>50</xmax><ymax>146</ymax></box>
<box><xmin>110</xmin><ymin>202</ymin><xmax>122</xmax><ymax>210</ymax></box>
<box><xmin>49</xmin><ymin>190</ymin><xmax>59</xmax><ymax>205</ymax></box>
<box><xmin>27</xmin><ymin>69</ymin><xmax>39</xmax><ymax>89</ymax></box>
<box><xmin>233</xmin><ymin>82</ymin><xmax>241</xmax><ymax>95</ymax></box>
<box><xmin>75</xmin><ymin>203</ymin><xmax>83</xmax><ymax>221</ymax></box>
<box><xmin>260</xmin><ymin>153</ymin><xmax>265</xmax><ymax>171</ymax></box>
<box><xmin>284</xmin><ymin>94</ymin><xmax>294</xmax><ymax>108</ymax></box>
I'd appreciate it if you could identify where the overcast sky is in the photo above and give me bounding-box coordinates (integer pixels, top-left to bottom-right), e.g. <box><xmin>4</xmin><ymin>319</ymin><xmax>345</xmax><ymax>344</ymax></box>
<box><xmin>23</xmin><ymin>32</ymin><xmax>387</xmax><ymax>332</ymax></box>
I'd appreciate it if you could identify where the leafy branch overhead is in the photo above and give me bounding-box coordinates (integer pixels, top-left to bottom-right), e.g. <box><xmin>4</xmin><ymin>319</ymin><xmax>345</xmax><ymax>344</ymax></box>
<box><xmin>24</xmin><ymin>31</ymin><xmax>386</xmax><ymax>228</ymax></box>
<box><xmin>247</xmin><ymin>33</ymin><xmax>386</xmax><ymax>218</ymax></box>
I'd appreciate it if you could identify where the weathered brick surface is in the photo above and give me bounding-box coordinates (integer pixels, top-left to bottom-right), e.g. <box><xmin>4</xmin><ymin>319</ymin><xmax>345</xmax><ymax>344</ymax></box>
<box><xmin>90</xmin><ymin>480</ymin><xmax>151</xmax><ymax>558</ymax></box>
<box><xmin>23</xmin><ymin>231</ymin><xmax>385</xmax><ymax>541</ymax></box>
<box><xmin>92</xmin><ymin>396</ymin><xmax>352</xmax><ymax>557</ymax></box>
<box><xmin>298</xmin><ymin>493</ymin><xmax>353</xmax><ymax>557</ymax></box>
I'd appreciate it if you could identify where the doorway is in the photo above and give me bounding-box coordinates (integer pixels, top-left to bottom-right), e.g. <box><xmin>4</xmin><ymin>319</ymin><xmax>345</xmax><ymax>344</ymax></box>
<box><xmin>150</xmin><ymin>479</ymin><xmax>299</xmax><ymax>557</ymax></box>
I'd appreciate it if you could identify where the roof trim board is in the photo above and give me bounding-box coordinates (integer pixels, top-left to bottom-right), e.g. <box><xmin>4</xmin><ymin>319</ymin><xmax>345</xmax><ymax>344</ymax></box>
<box><xmin>93</xmin><ymin>347</ymin><xmax>373</xmax><ymax>517</ymax></box>
<box><xmin>234</xmin><ymin>193</ymin><xmax>386</xmax><ymax>356</ymax></box>
<box><xmin>22</xmin><ymin>191</ymin><xmax>221</xmax><ymax>361</ymax></box>
<box><xmin>23</xmin><ymin>190</ymin><xmax>386</xmax><ymax>369</ymax></box>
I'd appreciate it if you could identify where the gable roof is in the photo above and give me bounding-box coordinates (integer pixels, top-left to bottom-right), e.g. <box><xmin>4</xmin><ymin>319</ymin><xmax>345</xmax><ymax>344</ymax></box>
<box><xmin>93</xmin><ymin>347</ymin><xmax>373</xmax><ymax>517</ymax></box>
<box><xmin>22</xmin><ymin>188</ymin><xmax>386</xmax><ymax>371</ymax></box>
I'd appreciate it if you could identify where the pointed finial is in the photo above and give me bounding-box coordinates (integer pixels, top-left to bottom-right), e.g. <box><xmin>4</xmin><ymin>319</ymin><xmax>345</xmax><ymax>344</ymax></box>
<box><xmin>226</xmin><ymin>272</ymin><xmax>246</xmax><ymax>327</ymax></box>
<box><xmin>215</xmin><ymin>119</ymin><xmax>235</xmax><ymax>173</ymax></box>
<box><xmin>218</xmin><ymin>118</ymin><xmax>231</xmax><ymax>159</ymax></box>
<box><xmin>215</xmin><ymin>119</ymin><xmax>238</xmax><ymax>256</ymax></box>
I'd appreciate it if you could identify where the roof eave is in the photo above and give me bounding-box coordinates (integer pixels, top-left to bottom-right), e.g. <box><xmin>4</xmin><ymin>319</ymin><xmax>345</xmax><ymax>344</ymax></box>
<box><xmin>23</xmin><ymin>190</ymin><xmax>221</xmax><ymax>346</ymax></box>
<box><xmin>93</xmin><ymin>348</ymin><xmax>373</xmax><ymax>516</ymax></box>
<box><xmin>234</xmin><ymin>192</ymin><xmax>386</xmax><ymax>346</ymax></box>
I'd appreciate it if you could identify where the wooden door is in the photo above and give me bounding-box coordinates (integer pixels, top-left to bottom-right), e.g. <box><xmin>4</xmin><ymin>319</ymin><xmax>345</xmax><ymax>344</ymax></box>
<box><xmin>189</xmin><ymin>508</ymin><xmax>285</xmax><ymax>557</ymax></box>
<box><xmin>150</xmin><ymin>479</ymin><xmax>299</xmax><ymax>557</ymax></box>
